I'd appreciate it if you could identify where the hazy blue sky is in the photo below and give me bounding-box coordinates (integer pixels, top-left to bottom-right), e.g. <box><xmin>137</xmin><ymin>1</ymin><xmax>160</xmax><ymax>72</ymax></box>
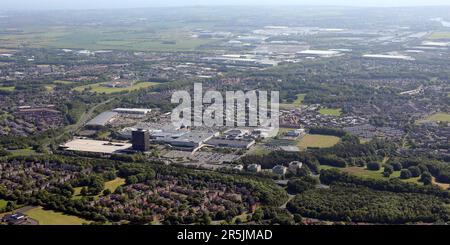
<box><xmin>2</xmin><ymin>0</ymin><xmax>450</xmax><ymax>10</ymax></box>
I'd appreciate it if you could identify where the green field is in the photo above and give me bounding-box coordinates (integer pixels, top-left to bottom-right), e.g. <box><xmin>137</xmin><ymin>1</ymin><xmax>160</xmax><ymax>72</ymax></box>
<box><xmin>428</xmin><ymin>32</ymin><xmax>450</xmax><ymax>40</ymax></box>
<box><xmin>0</xmin><ymin>27</ymin><xmax>216</xmax><ymax>51</ymax></box>
<box><xmin>319</xmin><ymin>108</ymin><xmax>342</xmax><ymax>116</ymax></box>
<box><xmin>73</xmin><ymin>81</ymin><xmax>159</xmax><ymax>94</ymax></box>
<box><xmin>280</xmin><ymin>93</ymin><xmax>306</xmax><ymax>109</ymax></box>
<box><xmin>73</xmin><ymin>177</ymin><xmax>125</xmax><ymax>200</ymax></box>
<box><xmin>8</xmin><ymin>148</ymin><xmax>39</xmax><ymax>157</ymax></box>
<box><xmin>53</xmin><ymin>80</ymin><xmax>75</xmax><ymax>85</ymax></box>
<box><xmin>320</xmin><ymin>166</ymin><xmax>420</xmax><ymax>184</ymax></box>
<box><xmin>44</xmin><ymin>84</ymin><xmax>56</xmax><ymax>92</ymax></box>
<box><xmin>418</xmin><ymin>112</ymin><xmax>450</xmax><ymax>124</ymax></box>
<box><xmin>25</xmin><ymin>206</ymin><xmax>91</xmax><ymax>225</ymax></box>
<box><xmin>0</xmin><ymin>86</ymin><xmax>15</xmax><ymax>92</ymax></box>
<box><xmin>0</xmin><ymin>199</ymin><xmax>8</xmax><ymax>210</ymax></box>
<box><xmin>104</xmin><ymin>178</ymin><xmax>126</xmax><ymax>192</ymax></box>
<box><xmin>298</xmin><ymin>134</ymin><xmax>340</xmax><ymax>150</ymax></box>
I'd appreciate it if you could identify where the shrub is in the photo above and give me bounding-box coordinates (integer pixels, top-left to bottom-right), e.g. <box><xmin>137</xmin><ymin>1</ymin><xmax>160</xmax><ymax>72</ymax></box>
<box><xmin>367</xmin><ymin>162</ymin><xmax>381</xmax><ymax>171</ymax></box>
<box><xmin>391</xmin><ymin>162</ymin><xmax>402</xmax><ymax>171</ymax></box>
<box><xmin>400</xmin><ymin>169</ymin><xmax>412</xmax><ymax>179</ymax></box>
<box><xmin>408</xmin><ymin>166</ymin><xmax>421</xmax><ymax>178</ymax></box>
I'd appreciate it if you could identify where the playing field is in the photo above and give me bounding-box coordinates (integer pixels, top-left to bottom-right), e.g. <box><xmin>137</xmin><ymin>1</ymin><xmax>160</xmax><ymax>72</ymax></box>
<box><xmin>418</xmin><ymin>112</ymin><xmax>450</xmax><ymax>124</ymax></box>
<box><xmin>319</xmin><ymin>108</ymin><xmax>342</xmax><ymax>116</ymax></box>
<box><xmin>25</xmin><ymin>207</ymin><xmax>91</xmax><ymax>225</ymax></box>
<box><xmin>73</xmin><ymin>81</ymin><xmax>159</xmax><ymax>94</ymax></box>
<box><xmin>298</xmin><ymin>134</ymin><xmax>340</xmax><ymax>150</ymax></box>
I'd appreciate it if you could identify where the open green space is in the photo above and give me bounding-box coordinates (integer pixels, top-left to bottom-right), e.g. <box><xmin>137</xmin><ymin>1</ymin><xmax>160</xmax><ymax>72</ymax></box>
<box><xmin>0</xmin><ymin>199</ymin><xmax>8</xmax><ymax>210</ymax></box>
<box><xmin>8</xmin><ymin>148</ymin><xmax>39</xmax><ymax>157</ymax></box>
<box><xmin>428</xmin><ymin>32</ymin><xmax>450</xmax><ymax>40</ymax></box>
<box><xmin>25</xmin><ymin>206</ymin><xmax>91</xmax><ymax>225</ymax></box>
<box><xmin>417</xmin><ymin>112</ymin><xmax>450</xmax><ymax>124</ymax></box>
<box><xmin>44</xmin><ymin>84</ymin><xmax>56</xmax><ymax>92</ymax></box>
<box><xmin>104</xmin><ymin>178</ymin><xmax>126</xmax><ymax>193</ymax></box>
<box><xmin>319</xmin><ymin>165</ymin><xmax>421</xmax><ymax>184</ymax></box>
<box><xmin>73</xmin><ymin>81</ymin><xmax>159</xmax><ymax>94</ymax></box>
<box><xmin>0</xmin><ymin>86</ymin><xmax>15</xmax><ymax>92</ymax></box>
<box><xmin>53</xmin><ymin>80</ymin><xmax>75</xmax><ymax>85</ymax></box>
<box><xmin>72</xmin><ymin>177</ymin><xmax>126</xmax><ymax>200</ymax></box>
<box><xmin>0</xmin><ymin>27</ymin><xmax>217</xmax><ymax>51</ymax></box>
<box><xmin>298</xmin><ymin>134</ymin><xmax>340</xmax><ymax>150</ymax></box>
<box><xmin>280</xmin><ymin>93</ymin><xmax>306</xmax><ymax>109</ymax></box>
<box><xmin>319</xmin><ymin>107</ymin><xmax>342</xmax><ymax>116</ymax></box>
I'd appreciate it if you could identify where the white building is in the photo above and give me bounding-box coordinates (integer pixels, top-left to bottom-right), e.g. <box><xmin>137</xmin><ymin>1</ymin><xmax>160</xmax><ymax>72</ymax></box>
<box><xmin>113</xmin><ymin>108</ymin><xmax>152</xmax><ymax>115</ymax></box>
<box><xmin>297</xmin><ymin>50</ymin><xmax>341</xmax><ymax>58</ymax></box>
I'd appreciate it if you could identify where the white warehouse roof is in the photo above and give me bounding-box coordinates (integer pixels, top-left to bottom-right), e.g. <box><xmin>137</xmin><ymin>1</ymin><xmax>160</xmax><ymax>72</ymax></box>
<box><xmin>113</xmin><ymin>108</ymin><xmax>152</xmax><ymax>114</ymax></box>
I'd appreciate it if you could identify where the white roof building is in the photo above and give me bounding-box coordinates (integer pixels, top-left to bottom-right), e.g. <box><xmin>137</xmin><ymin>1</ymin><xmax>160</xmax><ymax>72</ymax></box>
<box><xmin>113</xmin><ymin>108</ymin><xmax>152</xmax><ymax>115</ymax></box>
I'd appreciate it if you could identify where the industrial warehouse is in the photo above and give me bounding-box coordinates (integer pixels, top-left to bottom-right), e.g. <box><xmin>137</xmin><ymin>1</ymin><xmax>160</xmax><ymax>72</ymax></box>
<box><xmin>59</xmin><ymin>107</ymin><xmax>289</xmax><ymax>173</ymax></box>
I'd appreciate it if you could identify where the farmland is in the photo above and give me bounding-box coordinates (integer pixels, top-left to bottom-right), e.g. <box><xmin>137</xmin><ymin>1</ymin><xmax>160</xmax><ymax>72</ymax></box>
<box><xmin>73</xmin><ymin>81</ymin><xmax>159</xmax><ymax>94</ymax></box>
<box><xmin>298</xmin><ymin>134</ymin><xmax>340</xmax><ymax>150</ymax></box>
<box><xmin>0</xmin><ymin>27</ymin><xmax>216</xmax><ymax>51</ymax></box>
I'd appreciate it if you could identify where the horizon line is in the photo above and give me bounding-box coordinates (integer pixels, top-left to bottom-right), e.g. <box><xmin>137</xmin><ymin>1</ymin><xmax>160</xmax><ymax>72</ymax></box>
<box><xmin>2</xmin><ymin>4</ymin><xmax>450</xmax><ymax>12</ymax></box>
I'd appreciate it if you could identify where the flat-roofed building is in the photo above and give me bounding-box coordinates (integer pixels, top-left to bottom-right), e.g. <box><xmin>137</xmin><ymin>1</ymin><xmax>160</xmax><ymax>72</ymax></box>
<box><xmin>153</xmin><ymin>130</ymin><xmax>218</xmax><ymax>152</ymax></box>
<box><xmin>206</xmin><ymin>138</ymin><xmax>256</xmax><ymax>149</ymax></box>
<box><xmin>113</xmin><ymin>108</ymin><xmax>152</xmax><ymax>115</ymax></box>
<box><xmin>297</xmin><ymin>49</ymin><xmax>341</xmax><ymax>57</ymax></box>
<box><xmin>86</xmin><ymin>111</ymin><xmax>118</xmax><ymax>127</ymax></box>
<box><xmin>60</xmin><ymin>139</ymin><xmax>132</xmax><ymax>154</ymax></box>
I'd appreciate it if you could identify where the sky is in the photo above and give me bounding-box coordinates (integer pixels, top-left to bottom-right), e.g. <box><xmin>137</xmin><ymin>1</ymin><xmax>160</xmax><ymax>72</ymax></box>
<box><xmin>1</xmin><ymin>0</ymin><xmax>450</xmax><ymax>10</ymax></box>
